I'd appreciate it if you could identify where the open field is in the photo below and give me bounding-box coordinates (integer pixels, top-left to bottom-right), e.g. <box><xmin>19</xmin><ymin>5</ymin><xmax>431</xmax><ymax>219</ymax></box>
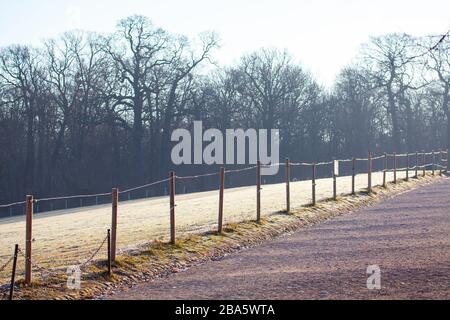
<box><xmin>0</xmin><ymin>170</ymin><xmax>415</xmax><ymax>283</ymax></box>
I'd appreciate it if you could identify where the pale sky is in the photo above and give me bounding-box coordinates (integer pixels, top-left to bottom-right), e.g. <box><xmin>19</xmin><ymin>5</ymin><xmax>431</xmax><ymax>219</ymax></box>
<box><xmin>0</xmin><ymin>0</ymin><xmax>449</xmax><ymax>87</ymax></box>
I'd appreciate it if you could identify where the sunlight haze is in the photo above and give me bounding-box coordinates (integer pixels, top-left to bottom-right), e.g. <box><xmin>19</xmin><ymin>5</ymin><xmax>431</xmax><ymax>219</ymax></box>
<box><xmin>0</xmin><ymin>0</ymin><xmax>449</xmax><ymax>86</ymax></box>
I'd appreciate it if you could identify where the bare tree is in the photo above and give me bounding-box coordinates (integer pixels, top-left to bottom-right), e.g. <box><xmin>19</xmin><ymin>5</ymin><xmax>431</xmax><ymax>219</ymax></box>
<box><xmin>427</xmin><ymin>40</ymin><xmax>450</xmax><ymax>148</ymax></box>
<box><xmin>362</xmin><ymin>33</ymin><xmax>421</xmax><ymax>151</ymax></box>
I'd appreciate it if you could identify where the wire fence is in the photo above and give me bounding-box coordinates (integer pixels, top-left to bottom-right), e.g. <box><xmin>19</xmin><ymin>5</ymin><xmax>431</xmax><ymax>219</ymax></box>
<box><xmin>0</xmin><ymin>148</ymin><xmax>447</xmax><ymax>295</ymax></box>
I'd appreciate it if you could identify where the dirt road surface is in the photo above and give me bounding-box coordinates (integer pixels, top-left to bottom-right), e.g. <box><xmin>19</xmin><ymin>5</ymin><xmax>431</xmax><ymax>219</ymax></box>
<box><xmin>108</xmin><ymin>177</ymin><xmax>450</xmax><ymax>300</ymax></box>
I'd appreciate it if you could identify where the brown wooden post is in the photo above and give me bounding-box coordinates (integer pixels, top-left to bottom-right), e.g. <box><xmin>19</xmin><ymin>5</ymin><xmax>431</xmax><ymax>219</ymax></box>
<box><xmin>432</xmin><ymin>150</ymin><xmax>435</xmax><ymax>176</ymax></box>
<box><xmin>332</xmin><ymin>159</ymin><xmax>337</xmax><ymax>201</ymax></box>
<box><xmin>285</xmin><ymin>159</ymin><xmax>290</xmax><ymax>213</ymax></box>
<box><xmin>312</xmin><ymin>163</ymin><xmax>316</xmax><ymax>206</ymax></box>
<box><xmin>422</xmin><ymin>151</ymin><xmax>426</xmax><ymax>176</ymax></box>
<box><xmin>25</xmin><ymin>195</ymin><xmax>33</xmax><ymax>285</ymax></box>
<box><xmin>415</xmin><ymin>151</ymin><xmax>419</xmax><ymax>178</ymax></box>
<box><xmin>256</xmin><ymin>161</ymin><xmax>261</xmax><ymax>223</ymax></box>
<box><xmin>383</xmin><ymin>153</ymin><xmax>387</xmax><ymax>187</ymax></box>
<box><xmin>218</xmin><ymin>167</ymin><xmax>225</xmax><ymax>233</ymax></box>
<box><xmin>368</xmin><ymin>150</ymin><xmax>372</xmax><ymax>193</ymax></box>
<box><xmin>406</xmin><ymin>153</ymin><xmax>409</xmax><ymax>181</ymax></box>
<box><xmin>169</xmin><ymin>171</ymin><xmax>176</xmax><ymax>244</ymax></box>
<box><xmin>393</xmin><ymin>152</ymin><xmax>397</xmax><ymax>184</ymax></box>
<box><xmin>442</xmin><ymin>149</ymin><xmax>446</xmax><ymax>174</ymax></box>
<box><xmin>352</xmin><ymin>158</ymin><xmax>356</xmax><ymax>195</ymax></box>
<box><xmin>445</xmin><ymin>149</ymin><xmax>448</xmax><ymax>173</ymax></box>
<box><xmin>111</xmin><ymin>188</ymin><xmax>118</xmax><ymax>262</ymax></box>
<box><xmin>9</xmin><ymin>244</ymin><xmax>19</xmax><ymax>300</ymax></box>
<box><xmin>107</xmin><ymin>229</ymin><xmax>112</xmax><ymax>276</ymax></box>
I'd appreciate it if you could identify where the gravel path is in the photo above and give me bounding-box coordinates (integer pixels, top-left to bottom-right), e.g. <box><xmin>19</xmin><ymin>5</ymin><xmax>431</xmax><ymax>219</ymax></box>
<box><xmin>109</xmin><ymin>177</ymin><xmax>450</xmax><ymax>300</ymax></box>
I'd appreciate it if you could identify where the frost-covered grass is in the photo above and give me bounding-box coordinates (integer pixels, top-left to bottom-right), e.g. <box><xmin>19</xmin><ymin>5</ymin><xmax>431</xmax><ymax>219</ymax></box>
<box><xmin>0</xmin><ymin>171</ymin><xmax>415</xmax><ymax>283</ymax></box>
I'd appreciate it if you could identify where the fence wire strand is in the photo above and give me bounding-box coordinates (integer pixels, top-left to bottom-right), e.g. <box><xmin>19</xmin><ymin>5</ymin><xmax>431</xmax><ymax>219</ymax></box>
<box><xmin>0</xmin><ymin>201</ymin><xmax>26</xmax><ymax>209</ymax></box>
<box><xmin>0</xmin><ymin>255</ymin><xmax>14</xmax><ymax>273</ymax></box>
<box><xmin>13</xmin><ymin>233</ymin><xmax>109</xmax><ymax>283</ymax></box>
<box><xmin>119</xmin><ymin>178</ymin><xmax>171</xmax><ymax>194</ymax></box>
<box><xmin>35</xmin><ymin>192</ymin><xmax>112</xmax><ymax>203</ymax></box>
<box><xmin>0</xmin><ymin>149</ymin><xmax>447</xmax><ymax>209</ymax></box>
<box><xmin>79</xmin><ymin>235</ymin><xmax>109</xmax><ymax>270</ymax></box>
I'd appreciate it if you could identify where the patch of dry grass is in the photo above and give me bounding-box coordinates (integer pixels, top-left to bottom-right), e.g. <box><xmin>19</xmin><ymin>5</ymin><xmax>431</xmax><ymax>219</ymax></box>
<box><xmin>0</xmin><ymin>171</ymin><xmax>403</xmax><ymax>279</ymax></box>
<box><xmin>0</xmin><ymin>173</ymin><xmax>442</xmax><ymax>300</ymax></box>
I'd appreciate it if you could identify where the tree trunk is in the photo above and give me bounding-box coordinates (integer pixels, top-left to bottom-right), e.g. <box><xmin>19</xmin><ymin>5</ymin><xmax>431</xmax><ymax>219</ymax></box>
<box><xmin>132</xmin><ymin>89</ymin><xmax>144</xmax><ymax>185</ymax></box>
<box><xmin>387</xmin><ymin>85</ymin><xmax>401</xmax><ymax>152</ymax></box>
<box><xmin>443</xmin><ymin>86</ymin><xmax>450</xmax><ymax>150</ymax></box>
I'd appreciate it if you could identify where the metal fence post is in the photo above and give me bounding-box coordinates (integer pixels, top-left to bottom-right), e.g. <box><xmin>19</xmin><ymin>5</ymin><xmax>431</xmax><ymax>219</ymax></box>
<box><xmin>25</xmin><ymin>195</ymin><xmax>33</xmax><ymax>285</ymax></box>
<box><xmin>256</xmin><ymin>161</ymin><xmax>261</xmax><ymax>223</ymax></box>
<box><xmin>285</xmin><ymin>158</ymin><xmax>290</xmax><ymax>213</ymax></box>
<box><xmin>383</xmin><ymin>153</ymin><xmax>387</xmax><ymax>187</ymax></box>
<box><xmin>169</xmin><ymin>171</ymin><xmax>176</xmax><ymax>244</ymax></box>
<box><xmin>107</xmin><ymin>229</ymin><xmax>112</xmax><ymax>276</ymax></box>
<box><xmin>218</xmin><ymin>167</ymin><xmax>225</xmax><ymax>233</ymax></box>
<box><xmin>9</xmin><ymin>244</ymin><xmax>19</xmax><ymax>300</ymax></box>
<box><xmin>111</xmin><ymin>188</ymin><xmax>118</xmax><ymax>262</ymax></box>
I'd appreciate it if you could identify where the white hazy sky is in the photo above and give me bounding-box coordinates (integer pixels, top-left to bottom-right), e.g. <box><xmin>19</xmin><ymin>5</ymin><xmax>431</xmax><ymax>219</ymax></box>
<box><xmin>0</xmin><ymin>0</ymin><xmax>449</xmax><ymax>87</ymax></box>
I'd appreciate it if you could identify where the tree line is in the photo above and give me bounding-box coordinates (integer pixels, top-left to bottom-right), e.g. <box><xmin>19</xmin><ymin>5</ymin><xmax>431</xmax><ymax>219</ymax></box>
<box><xmin>1</xmin><ymin>15</ymin><xmax>449</xmax><ymax>205</ymax></box>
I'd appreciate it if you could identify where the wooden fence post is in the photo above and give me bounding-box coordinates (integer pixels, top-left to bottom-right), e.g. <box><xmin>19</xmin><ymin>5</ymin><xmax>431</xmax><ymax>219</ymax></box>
<box><xmin>218</xmin><ymin>167</ymin><xmax>225</xmax><ymax>233</ymax></box>
<box><xmin>439</xmin><ymin>149</ymin><xmax>443</xmax><ymax>175</ymax></box>
<box><xmin>442</xmin><ymin>149</ymin><xmax>446</xmax><ymax>175</ymax></box>
<box><xmin>169</xmin><ymin>171</ymin><xmax>176</xmax><ymax>244</ymax></box>
<box><xmin>25</xmin><ymin>195</ymin><xmax>33</xmax><ymax>285</ymax></box>
<box><xmin>107</xmin><ymin>229</ymin><xmax>112</xmax><ymax>276</ymax></box>
<box><xmin>332</xmin><ymin>159</ymin><xmax>337</xmax><ymax>200</ymax></box>
<box><xmin>415</xmin><ymin>151</ymin><xmax>419</xmax><ymax>178</ymax></box>
<box><xmin>422</xmin><ymin>151</ymin><xmax>426</xmax><ymax>177</ymax></box>
<box><xmin>9</xmin><ymin>244</ymin><xmax>19</xmax><ymax>300</ymax></box>
<box><xmin>285</xmin><ymin>158</ymin><xmax>290</xmax><ymax>213</ymax></box>
<box><xmin>432</xmin><ymin>150</ymin><xmax>435</xmax><ymax>176</ymax></box>
<box><xmin>352</xmin><ymin>158</ymin><xmax>356</xmax><ymax>195</ymax></box>
<box><xmin>383</xmin><ymin>153</ymin><xmax>387</xmax><ymax>187</ymax></box>
<box><xmin>368</xmin><ymin>150</ymin><xmax>372</xmax><ymax>193</ymax></box>
<box><xmin>256</xmin><ymin>161</ymin><xmax>261</xmax><ymax>223</ymax></box>
<box><xmin>111</xmin><ymin>188</ymin><xmax>118</xmax><ymax>262</ymax></box>
<box><xmin>393</xmin><ymin>152</ymin><xmax>397</xmax><ymax>184</ymax></box>
<box><xmin>444</xmin><ymin>149</ymin><xmax>448</xmax><ymax>173</ymax></box>
<box><xmin>312</xmin><ymin>163</ymin><xmax>316</xmax><ymax>206</ymax></box>
<box><xmin>406</xmin><ymin>153</ymin><xmax>409</xmax><ymax>181</ymax></box>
